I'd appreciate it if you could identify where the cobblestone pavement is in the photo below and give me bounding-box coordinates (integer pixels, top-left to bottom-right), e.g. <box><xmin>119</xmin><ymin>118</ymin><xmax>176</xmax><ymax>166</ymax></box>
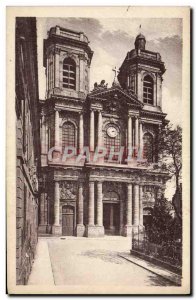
<box><xmin>41</xmin><ymin>237</ymin><xmax>175</xmax><ymax>287</ymax></box>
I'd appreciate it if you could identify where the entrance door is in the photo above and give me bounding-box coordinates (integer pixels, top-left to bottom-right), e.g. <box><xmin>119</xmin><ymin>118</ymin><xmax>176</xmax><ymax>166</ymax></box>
<box><xmin>103</xmin><ymin>203</ymin><xmax>120</xmax><ymax>235</ymax></box>
<box><xmin>62</xmin><ymin>205</ymin><xmax>74</xmax><ymax>236</ymax></box>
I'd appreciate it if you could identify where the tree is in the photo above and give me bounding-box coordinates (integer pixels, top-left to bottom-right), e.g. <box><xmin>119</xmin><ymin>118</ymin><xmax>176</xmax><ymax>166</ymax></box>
<box><xmin>157</xmin><ymin>124</ymin><xmax>182</xmax><ymax>220</ymax></box>
<box><xmin>147</xmin><ymin>196</ymin><xmax>182</xmax><ymax>245</ymax></box>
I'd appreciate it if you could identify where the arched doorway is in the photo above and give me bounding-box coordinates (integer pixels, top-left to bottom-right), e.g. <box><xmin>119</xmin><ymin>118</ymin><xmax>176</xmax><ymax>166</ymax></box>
<box><xmin>62</xmin><ymin>205</ymin><xmax>74</xmax><ymax>236</ymax></box>
<box><xmin>103</xmin><ymin>191</ymin><xmax>120</xmax><ymax>235</ymax></box>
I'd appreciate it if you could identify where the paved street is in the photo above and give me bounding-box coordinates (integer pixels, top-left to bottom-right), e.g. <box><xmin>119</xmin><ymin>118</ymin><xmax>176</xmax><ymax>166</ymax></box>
<box><xmin>28</xmin><ymin>237</ymin><xmax>175</xmax><ymax>287</ymax></box>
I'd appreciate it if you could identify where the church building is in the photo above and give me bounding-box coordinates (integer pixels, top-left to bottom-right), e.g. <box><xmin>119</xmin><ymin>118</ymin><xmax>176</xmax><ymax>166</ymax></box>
<box><xmin>39</xmin><ymin>25</ymin><xmax>169</xmax><ymax>237</ymax></box>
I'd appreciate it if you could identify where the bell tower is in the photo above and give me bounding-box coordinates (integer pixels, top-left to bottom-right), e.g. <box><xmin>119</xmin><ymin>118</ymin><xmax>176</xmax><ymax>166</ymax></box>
<box><xmin>43</xmin><ymin>26</ymin><xmax>93</xmax><ymax>99</ymax></box>
<box><xmin>118</xmin><ymin>33</ymin><xmax>166</xmax><ymax>111</ymax></box>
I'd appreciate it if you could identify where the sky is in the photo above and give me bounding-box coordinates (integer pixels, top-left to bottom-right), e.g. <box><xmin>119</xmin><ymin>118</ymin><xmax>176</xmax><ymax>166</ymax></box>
<box><xmin>36</xmin><ymin>17</ymin><xmax>182</xmax><ymax>200</ymax></box>
<box><xmin>37</xmin><ymin>17</ymin><xmax>182</xmax><ymax>127</ymax></box>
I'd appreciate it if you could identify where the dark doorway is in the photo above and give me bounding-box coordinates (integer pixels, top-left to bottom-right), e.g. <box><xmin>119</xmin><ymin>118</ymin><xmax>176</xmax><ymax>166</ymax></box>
<box><xmin>62</xmin><ymin>205</ymin><xmax>74</xmax><ymax>236</ymax></box>
<box><xmin>103</xmin><ymin>203</ymin><xmax>120</xmax><ymax>235</ymax></box>
<box><xmin>143</xmin><ymin>207</ymin><xmax>153</xmax><ymax>230</ymax></box>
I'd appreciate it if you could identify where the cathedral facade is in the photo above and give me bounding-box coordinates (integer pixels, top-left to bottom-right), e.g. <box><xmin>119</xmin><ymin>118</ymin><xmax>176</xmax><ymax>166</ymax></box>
<box><xmin>39</xmin><ymin>26</ymin><xmax>169</xmax><ymax>237</ymax></box>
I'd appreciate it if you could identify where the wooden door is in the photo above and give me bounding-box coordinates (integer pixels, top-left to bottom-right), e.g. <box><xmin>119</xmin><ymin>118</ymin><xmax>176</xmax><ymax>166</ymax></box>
<box><xmin>62</xmin><ymin>205</ymin><xmax>74</xmax><ymax>236</ymax></box>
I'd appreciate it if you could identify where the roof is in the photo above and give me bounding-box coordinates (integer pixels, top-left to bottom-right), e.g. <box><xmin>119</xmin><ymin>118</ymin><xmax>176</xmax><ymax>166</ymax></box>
<box><xmin>135</xmin><ymin>33</ymin><xmax>146</xmax><ymax>40</ymax></box>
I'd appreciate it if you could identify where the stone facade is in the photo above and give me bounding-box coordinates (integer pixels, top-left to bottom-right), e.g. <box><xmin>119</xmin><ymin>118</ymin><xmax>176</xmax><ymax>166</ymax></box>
<box><xmin>39</xmin><ymin>27</ymin><xmax>169</xmax><ymax>238</ymax></box>
<box><xmin>15</xmin><ymin>18</ymin><xmax>40</xmax><ymax>284</ymax></box>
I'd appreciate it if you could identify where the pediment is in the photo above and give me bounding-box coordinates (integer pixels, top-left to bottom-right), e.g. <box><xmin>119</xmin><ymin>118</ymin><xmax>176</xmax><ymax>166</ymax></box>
<box><xmin>88</xmin><ymin>86</ymin><xmax>143</xmax><ymax>110</ymax></box>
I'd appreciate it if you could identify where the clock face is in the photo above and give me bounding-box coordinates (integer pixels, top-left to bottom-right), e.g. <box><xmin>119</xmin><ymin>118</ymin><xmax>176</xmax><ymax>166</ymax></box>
<box><xmin>107</xmin><ymin>126</ymin><xmax>118</xmax><ymax>138</ymax></box>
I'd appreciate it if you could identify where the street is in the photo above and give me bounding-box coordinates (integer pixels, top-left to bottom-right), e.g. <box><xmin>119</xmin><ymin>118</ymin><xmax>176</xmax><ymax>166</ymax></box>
<box><xmin>28</xmin><ymin>237</ymin><xmax>175</xmax><ymax>287</ymax></box>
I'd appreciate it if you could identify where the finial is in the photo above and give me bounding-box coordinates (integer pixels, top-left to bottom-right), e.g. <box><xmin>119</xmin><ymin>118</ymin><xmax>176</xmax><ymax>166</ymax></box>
<box><xmin>112</xmin><ymin>67</ymin><xmax>120</xmax><ymax>87</ymax></box>
<box><xmin>112</xmin><ymin>66</ymin><xmax>118</xmax><ymax>80</ymax></box>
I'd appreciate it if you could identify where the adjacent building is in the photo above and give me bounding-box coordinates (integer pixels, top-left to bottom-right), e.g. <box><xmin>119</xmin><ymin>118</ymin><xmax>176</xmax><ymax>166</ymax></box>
<box><xmin>38</xmin><ymin>26</ymin><xmax>169</xmax><ymax>238</ymax></box>
<box><xmin>16</xmin><ymin>17</ymin><xmax>40</xmax><ymax>284</ymax></box>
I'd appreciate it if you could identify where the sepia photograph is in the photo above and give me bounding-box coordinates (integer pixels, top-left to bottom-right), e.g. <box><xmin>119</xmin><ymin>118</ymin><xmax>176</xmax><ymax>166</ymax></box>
<box><xmin>7</xmin><ymin>6</ymin><xmax>190</xmax><ymax>295</ymax></box>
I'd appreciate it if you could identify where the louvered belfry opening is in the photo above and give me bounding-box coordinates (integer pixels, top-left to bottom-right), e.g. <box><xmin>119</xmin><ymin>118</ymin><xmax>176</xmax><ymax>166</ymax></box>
<box><xmin>62</xmin><ymin>57</ymin><xmax>76</xmax><ymax>89</ymax></box>
<box><xmin>143</xmin><ymin>75</ymin><xmax>153</xmax><ymax>105</ymax></box>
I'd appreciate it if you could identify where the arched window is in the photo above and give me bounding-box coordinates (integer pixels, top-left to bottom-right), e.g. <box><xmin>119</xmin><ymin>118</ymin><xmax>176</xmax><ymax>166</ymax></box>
<box><xmin>62</xmin><ymin>122</ymin><xmax>76</xmax><ymax>150</ymax></box>
<box><xmin>143</xmin><ymin>75</ymin><xmax>153</xmax><ymax>105</ymax></box>
<box><xmin>143</xmin><ymin>132</ymin><xmax>154</xmax><ymax>162</ymax></box>
<box><xmin>62</xmin><ymin>58</ymin><xmax>76</xmax><ymax>90</ymax></box>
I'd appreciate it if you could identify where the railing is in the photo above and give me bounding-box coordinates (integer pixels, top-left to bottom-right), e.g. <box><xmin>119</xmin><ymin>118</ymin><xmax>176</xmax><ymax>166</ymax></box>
<box><xmin>132</xmin><ymin>229</ymin><xmax>182</xmax><ymax>268</ymax></box>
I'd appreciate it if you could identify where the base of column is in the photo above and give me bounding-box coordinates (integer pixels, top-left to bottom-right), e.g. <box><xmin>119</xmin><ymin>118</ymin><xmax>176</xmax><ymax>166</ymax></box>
<box><xmin>38</xmin><ymin>224</ymin><xmax>48</xmax><ymax>234</ymax></box>
<box><xmin>52</xmin><ymin>225</ymin><xmax>61</xmax><ymax>236</ymax></box>
<box><xmin>86</xmin><ymin>225</ymin><xmax>104</xmax><ymax>237</ymax></box>
<box><xmin>127</xmin><ymin>159</ymin><xmax>138</xmax><ymax>167</ymax></box>
<box><xmin>122</xmin><ymin>225</ymin><xmax>133</xmax><ymax>237</ymax></box>
<box><xmin>76</xmin><ymin>224</ymin><xmax>85</xmax><ymax>237</ymax></box>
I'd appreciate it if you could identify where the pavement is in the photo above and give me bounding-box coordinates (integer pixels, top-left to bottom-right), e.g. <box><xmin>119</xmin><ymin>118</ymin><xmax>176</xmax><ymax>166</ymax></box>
<box><xmin>28</xmin><ymin>236</ymin><xmax>179</xmax><ymax>287</ymax></box>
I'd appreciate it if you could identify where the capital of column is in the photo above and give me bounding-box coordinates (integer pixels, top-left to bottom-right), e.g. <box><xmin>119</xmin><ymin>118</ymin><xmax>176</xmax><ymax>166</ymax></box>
<box><xmin>54</xmin><ymin>47</ymin><xmax>61</xmax><ymax>55</ymax></box>
<box><xmin>54</xmin><ymin>108</ymin><xmax>61</xmax><ymax>112</ymax></box>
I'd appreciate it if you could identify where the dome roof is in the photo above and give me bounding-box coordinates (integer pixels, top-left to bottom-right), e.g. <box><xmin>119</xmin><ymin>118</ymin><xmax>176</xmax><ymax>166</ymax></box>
<box><xmin>134</xmin><ymin>33</ymin><xmax>146</xmax><ymax>50</ymax></box>
<box><xmin>135</xmin><ymin>33</ymin><xmax>146</xmax><ymax>40</ymax></box>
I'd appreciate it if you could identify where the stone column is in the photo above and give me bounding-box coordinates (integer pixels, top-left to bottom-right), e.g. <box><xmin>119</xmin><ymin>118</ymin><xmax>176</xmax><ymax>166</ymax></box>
<box><xmin>53</xmin><ymin>109</ymin><xmax>60</xmax><ymax>160</ymax></box>
<box><xmin>52</xmin><ymin>181</ymin><xmax>61</xmax><ymax>235</ymax></box>
<box><xmin>133</xmin><ymin>184</ymin><xmax>140</xmax><ymax>226</ymax></box>
<box><xmin>79</xmin><ymin>113</ymin><xmax>84</xmax><ymax>152</ymax></box>
<box><xmin>76</xmin><ymin>182</ymin><xmax>85</xmax><ymax>237</ymax></box>
<box><xmin>139</xmin><ymin>186</ymin><xmax>143</xmax><ymax>227</ymax></box>
<box><xmin>79</xmin><ymin>55</ymin><xmax>84</xmax><ymax>92</ymax></box>
<box><xmin>139</xmin><ymin>121</ymin><xmax>143</xmax><ymax>160</ymax></box>
<box><xmin>86</xmin><ymin>181</ymin><xmax>96</xmax><ymax>237</ymax></box>
<box><xmin>88</xmin><ymin>181</ymin><xmax>94</xmax><ymax>225</ymax></box>
<box><xmin>135</xmin><ymin>117</ymin><xmax>139</xmax><ymax>152</ymax></box>
<box><xmin>96</xmin><ymin>182</ymin><xmax>104</xmax><ymax>237</ymax></box>
<box><xmin>41</xmin><ymin>114</ymin><xmax>46</xmax><ymax>154</ymax></box>
<box><xmin>97</xmin><ymin>110</ymin><xmax>103</xmax><ymax>148</ymax></box>
<box><xmin>120</xmin><ymin>201</ymin><xmax>124</xmax><ymax>235</ymax></box>
<box><xmin>38</xmin><ymin>193</ymin><xmax>47</xmax><ymax>234</ymax></box>
<box><xmin>97</xmin><ymin>182</ymin><xmax>103</xmax><ymax>226</ymax></box>
<box><xmin>52</xmin><ymin>54</ymin><xmax>54</xmax><ymax>89</ymax></box>
<box><xmin>46</xmin><ymin>57</ymin><xmax>49</xmax><ymax>96</ymax></box>
<box><xmin>123</xmin><ymin>183</ymin><xmax>133</xmax><ymax>237</ymax></box>
<box><xmin>127</xmin><ymin>115</ymin><xmax>133</xmax><ymax>163</ymax></box>
<box><xmin>45</xmin><ymin>119</ymin><xmax>48</xmax><ymax>154</ymax></box>
<box><xmin>55</xmin><ymin>48</ymin><xmax>60</xmax><ymax>88</ymax></box>
<box><xmin>55</xmin><ymin>109</ymin><xmax>60</xmax><ymax>149</ymax></box>
<box><xmin>127</xmin><ymin>184</ymin><xmax>133</xmax><ymax>226</ymax></box>
<box><xmin>90</xmin><ymin>109</ymin><xmax>95</xmax><ymax>152</ymax></box>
